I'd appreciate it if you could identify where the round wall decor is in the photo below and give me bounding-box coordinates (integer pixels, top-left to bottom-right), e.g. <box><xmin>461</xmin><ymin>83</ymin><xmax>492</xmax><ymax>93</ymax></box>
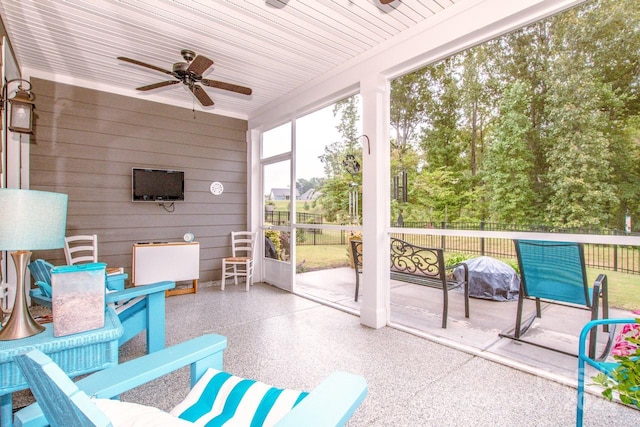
<box><xmin>210</xmin><ymin>181</ymin><xmax>224</xmax><ymax>195</ymax></box>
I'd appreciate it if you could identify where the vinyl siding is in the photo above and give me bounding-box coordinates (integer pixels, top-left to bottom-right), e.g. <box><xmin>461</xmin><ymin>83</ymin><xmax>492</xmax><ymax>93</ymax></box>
<box><xmin>29</xmin><ymin>78</ymin><xmax>247</xmax><ymax>285</ymax></box>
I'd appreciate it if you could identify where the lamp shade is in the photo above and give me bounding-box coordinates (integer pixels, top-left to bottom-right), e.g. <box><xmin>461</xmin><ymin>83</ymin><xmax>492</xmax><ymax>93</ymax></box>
<box><xmin>0</xmin><ymin>189</ymin><xmax>68</xmax><ymax>251</ymax></box>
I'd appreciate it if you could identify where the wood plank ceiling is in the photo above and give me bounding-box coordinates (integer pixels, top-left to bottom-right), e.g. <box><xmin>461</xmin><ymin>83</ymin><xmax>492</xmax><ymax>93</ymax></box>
<box><xmin>0</xmin><ymin>0</ymin><xmax>458</xmax><ymax>119</ymax></box>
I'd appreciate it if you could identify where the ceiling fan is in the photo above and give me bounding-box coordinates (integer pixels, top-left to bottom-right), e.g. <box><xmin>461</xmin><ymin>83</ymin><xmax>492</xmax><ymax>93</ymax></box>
<box><xmin>117</xmin><ymin>49</ymin><xmax>252</xmax><ymax>107</ymax></box>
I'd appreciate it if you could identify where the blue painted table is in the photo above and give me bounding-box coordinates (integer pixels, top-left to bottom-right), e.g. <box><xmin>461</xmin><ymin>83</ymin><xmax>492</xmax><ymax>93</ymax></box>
<box><xmin>0</xmin><ymin>308</ymin><xmax>123</xmax><ymax>427</ymax></box>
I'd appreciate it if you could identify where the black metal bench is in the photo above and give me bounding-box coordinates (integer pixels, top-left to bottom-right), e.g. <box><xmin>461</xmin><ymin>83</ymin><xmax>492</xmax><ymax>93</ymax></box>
<box><xmin>351</xmin><ymin>237</ymin><xmax>469</xmax><ymax>328</ymax></box>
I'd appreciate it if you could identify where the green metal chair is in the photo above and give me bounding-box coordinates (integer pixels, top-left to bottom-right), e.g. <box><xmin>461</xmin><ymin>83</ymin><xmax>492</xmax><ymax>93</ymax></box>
<box><xmin>501</xmin><ymin>240</ymin><xmax>614</xmax><ymax>359</ymax></box>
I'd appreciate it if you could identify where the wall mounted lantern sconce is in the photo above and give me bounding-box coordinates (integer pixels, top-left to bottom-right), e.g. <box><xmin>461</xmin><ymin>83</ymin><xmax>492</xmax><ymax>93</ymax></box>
<box><xmin>1</xmin><ymin>79</ymin><xmax>35</xmax><ymax>134</ymax></box>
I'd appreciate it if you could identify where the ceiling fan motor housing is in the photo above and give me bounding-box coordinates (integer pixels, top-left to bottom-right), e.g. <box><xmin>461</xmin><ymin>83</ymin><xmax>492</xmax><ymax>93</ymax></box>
<box><xmin>181</xmin><ymin>49</ymin><xmax>196</xmax><ymax>62</ymax></box>
<box><xmin>173</xmin><ymin>62</ymin><xmax>189</xmax><ymax>75</ymax></box>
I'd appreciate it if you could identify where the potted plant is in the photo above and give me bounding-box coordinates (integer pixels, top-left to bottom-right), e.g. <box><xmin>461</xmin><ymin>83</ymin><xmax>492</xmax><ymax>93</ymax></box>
<box><xmin>592</xmin><ymin>315</ymin><xmax>640</xmax><ymax>408</ymax></box>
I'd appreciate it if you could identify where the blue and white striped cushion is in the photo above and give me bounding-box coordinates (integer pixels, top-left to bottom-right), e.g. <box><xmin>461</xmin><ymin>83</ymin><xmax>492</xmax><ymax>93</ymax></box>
<box><xmin>170</xmin><ymin>368</ymin><xmax>308</xmax><ymax>427</ymax></box>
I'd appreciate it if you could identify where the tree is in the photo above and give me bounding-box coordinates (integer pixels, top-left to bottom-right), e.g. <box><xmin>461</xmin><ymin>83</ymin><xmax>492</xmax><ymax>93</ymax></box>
<box><xmin>492</xmin><ymin>20</ymin><xmax>553</xmax><ymax>213</ymax></box>
<box><xmin>550</xmin><ymin>0</ymin><xmax>640</xmax><ymax>229</ymax></box>
<box><xmin>544</xmin><ymin>68</ymin><xmax>619</xmax><ymax>227</ymax></box>
<box><xmin>390</xmin><ymin>66</ymin><xmax>434</xmax><ymax>221</ymax></box>
<box><xmin>406</xmin><ymin>167</ymin><xmax>475</xmax><ymax>223</ymax></box>
<box><xmin>417</xmin><ymin>58</ymin><xmax>474</xmax><ymax>221</ymax></box>
<box><xmin>459</xmin><ymin>46</ymin><xmax>496</xmax><ymax>176</ymax></box>
<box><xmin>420</xmin><ymin>58</ymin><xmax>465</xmax><ymax>172</ymax></box>
<box><xmin>317</xmin><ymin>96</ymin><xmax>362</xmax><ymax>223</ymax></box>
<box><xmin>390</xmin><ymin>70</ymin><xmax>431</xmax><ymax>157</ymax></box>
<box><xmin>318</xmin><ymin>97</ymin><xmax>361</xmax><ymax>177</ymax></box>
<box><xmin>482</xmin><ymin>80</ymin><xmax>538</xmax><ymax>223</ymax></box>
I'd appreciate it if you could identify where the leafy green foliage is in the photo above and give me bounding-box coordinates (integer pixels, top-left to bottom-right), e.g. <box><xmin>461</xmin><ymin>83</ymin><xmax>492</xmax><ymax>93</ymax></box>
<box><xmin>482</xmin><ymin>80</ymin><xmax>538</xmax><ymax>223</ymax></box>
<box><xmin>317</xmin><ymin>96</ymin><xmax>362</xmax><ymax>224</ymax></box>
<box><xmin>444</xmin><ymin>253</ymin><xmax>473</xmax><ymax>268</ymax></box>
<box><xmin>592</xmin><ymin>319</ymin><xmax>640</xmax><ymax>409</ymax></box>
<box><xmin>384</xmin><ymin>0</ymin><xmax>640</xmax><ymax>229</ymax></box>
<box><xmin>310</xmin><ymin>0</ymin><xmax>640</xmax><ymax>231</ymax></box>
<box><xmin>503</xmin><ymin>259</ymin><xmax>520</xmax><ymax>275</ymax></box>
<box><xmin>264</xmin><ymin>227</ymin><xmax>282</xmax><ymax>259</ymax></box>
<box><xmin>544</xmin><ymin>65</ymin><xmax>619</xmax><ymax>227</ymax></box>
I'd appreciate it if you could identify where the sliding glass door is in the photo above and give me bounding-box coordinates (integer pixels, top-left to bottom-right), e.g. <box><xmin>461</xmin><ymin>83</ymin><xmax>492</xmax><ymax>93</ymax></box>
<box><xmin>262</xmin><ymin>124</ymin><xmax>293</xmax><ymax>291</ymax></box>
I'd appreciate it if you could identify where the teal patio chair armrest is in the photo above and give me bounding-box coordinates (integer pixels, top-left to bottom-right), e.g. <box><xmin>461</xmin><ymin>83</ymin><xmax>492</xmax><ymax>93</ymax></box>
<box><xmin>79</xmin><ymin>334</ymin><xmax>227</xmax><ymax>397</ymax></box>
<box><xmin>29</xmin><ymin>281</ymin><xmax>175</xmax><ymax>306</ymax></box>
<box><xmin>576</xmin><ymin>317</ymin><xmax>638</xmax><ymax>427</ymax></box>
<box><xmin>276</xmin><ymin>371</ymin><xmax>368</xmax><ymax>427</ymax></box>
<box><xmin>108</xmin><ymin>281</ymin><xmax>175</xmax><ymax>352</ymax></box>
<box><xmin>14</xmin><ymin>334</ymin><xmax>228</xmax><ymax>427</ymax></box>
<box><xmin>578</xmin><ymin>317</ymin><xmax>637</xmax><ymax>370</ymax></box>
<box><xmin>31</xmin><ymin>281</ymin><xmax>175</xmax><ymax>353</ymax></box>
<box><xmin>29</xmin><ymin>288</ymin><xmax>51</xmax><ymax>308</ymax></box>
<box><xmin>104</xmin><ymin>280</ymin><xmax>175</xmax><ymax>304</ymax></box>
<box><xmin>34</xmin><ymin>281</ymin><xmax>52</xmax><ymax>298</ymax></box>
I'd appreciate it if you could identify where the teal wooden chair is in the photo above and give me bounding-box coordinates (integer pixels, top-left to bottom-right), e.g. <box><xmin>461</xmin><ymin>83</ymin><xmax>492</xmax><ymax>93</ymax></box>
<box><xmin>501</xmin><ymin>240</ymin><xmax>614</xmax><ymax>359</ymax></box>
<box><xmin>576</xmin><ymin>318</ymin><xmax>638</xmax><ymax>426</ymax></box>
<box><xmin>13</xmin><ymin>334</ymin><xmax>368</xmax><ymax>427</ymax></box>
<box><xmin>28</xmin><ymin>259</ymin><xmax>175</xmax><ymax>353</ymax></box>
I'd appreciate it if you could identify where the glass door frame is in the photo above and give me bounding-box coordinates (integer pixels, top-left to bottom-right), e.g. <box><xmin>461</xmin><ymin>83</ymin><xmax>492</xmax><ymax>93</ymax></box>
<box><xmin>260</xmin><ymin>124</ymin><xmax>295</xmax><ymax>291</ymax></box>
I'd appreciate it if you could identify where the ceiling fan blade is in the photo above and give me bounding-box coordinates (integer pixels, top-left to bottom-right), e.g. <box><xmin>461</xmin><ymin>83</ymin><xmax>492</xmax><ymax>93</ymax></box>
<box><xmin>117</xmin><ymin>56</ymin><xmax>174</xmax><ymax>75</ymax></box>
<box><xmin>190</xmin><ymin>84</ymin><xmax>214</xmax><ymax>106</ymax></box>
<box><xmin>187</xmin><ymin>55</ymin><xmax>214</xmax><ymax>75</ymax></box>
<box><xmin>136</xmin><ymin>80</ymin><xmax>180</xmax><ymax>91</ymax></box>
<box><xmin>201</xmin><ymin>79</ymin><xmax>252</xmax><ymax>95</ymax></box>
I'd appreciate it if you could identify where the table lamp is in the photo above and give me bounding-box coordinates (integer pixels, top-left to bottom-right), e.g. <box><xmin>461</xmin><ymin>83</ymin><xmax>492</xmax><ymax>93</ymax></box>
<box><xmin>0</xmin><ymin>189</ymin><xmax>68</xmax><ymax>340</ymax></box>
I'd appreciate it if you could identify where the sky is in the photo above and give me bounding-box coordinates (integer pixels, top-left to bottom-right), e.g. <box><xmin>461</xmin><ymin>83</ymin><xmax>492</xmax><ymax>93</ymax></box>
<box><xmin>296</xmin><ymin>105</ymin><xmax>343</xmax><ymax>180</ymax></box>
<box><xmin>263</xmin><ymin>104</ymin><xmax>343</xmax><ymax>190</ymax></box>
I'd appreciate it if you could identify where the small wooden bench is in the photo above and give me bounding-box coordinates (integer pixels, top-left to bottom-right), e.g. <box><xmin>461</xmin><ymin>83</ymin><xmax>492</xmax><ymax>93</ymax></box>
<box><xmin>351</xmin><ymin>237</ymin><xmax>469</xmax><ymax>328</ymax></box>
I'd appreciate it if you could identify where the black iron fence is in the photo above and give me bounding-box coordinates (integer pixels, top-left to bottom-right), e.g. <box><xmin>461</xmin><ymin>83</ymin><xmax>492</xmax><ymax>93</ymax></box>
<box><xmin>288</xmin><ymin>219</ymin><xmax>640</xmax><ymax>275</ymax></box>
<box><xmin>392</xmin><ymin>221</ymin><xmax>640</xmax><ymax>274</ymax></box>
<box><xmin>264</xmin><ymin>211</ymin><xmax>324</xmax><ymax>225</ymax></box>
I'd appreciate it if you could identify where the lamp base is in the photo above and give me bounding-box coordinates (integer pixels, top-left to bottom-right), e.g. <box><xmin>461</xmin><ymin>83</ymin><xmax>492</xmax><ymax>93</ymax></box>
<box><xmin>0</xmin><ymin>251</ymin><xmax>45</xmax><ymax>340</ymax></box>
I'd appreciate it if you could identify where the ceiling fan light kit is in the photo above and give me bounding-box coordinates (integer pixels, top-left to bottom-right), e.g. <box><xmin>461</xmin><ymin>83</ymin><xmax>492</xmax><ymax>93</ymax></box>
<box><xmin>118</xmin><ymin>49</ymin><xmax>252</xmax><ymax>107</ymax></box>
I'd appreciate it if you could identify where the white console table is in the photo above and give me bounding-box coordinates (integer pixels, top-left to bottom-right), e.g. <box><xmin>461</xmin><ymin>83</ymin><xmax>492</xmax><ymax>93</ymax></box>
<box><xmin>132</xmin><ymin>242</ymin><xmax>199</xmax><ymax>296</ymax></box>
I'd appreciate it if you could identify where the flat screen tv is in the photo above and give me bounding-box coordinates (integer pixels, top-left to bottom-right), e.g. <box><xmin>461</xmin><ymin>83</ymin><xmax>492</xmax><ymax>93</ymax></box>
<box><xmin>132</xmin><ymin>168</ymin><xmax>184</xmax><ymax>202</ymax></box>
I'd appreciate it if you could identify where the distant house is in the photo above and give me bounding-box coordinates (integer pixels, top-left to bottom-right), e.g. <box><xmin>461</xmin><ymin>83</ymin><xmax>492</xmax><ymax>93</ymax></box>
<box><xmin>269</xmin><ymin>188</ymin><xmax>293</xmax><ymax>200</ymax></box>
<box><xmin>299</xmin><ymin>189</ymin><xmax>321</xmax><ymax>201</ymax></box>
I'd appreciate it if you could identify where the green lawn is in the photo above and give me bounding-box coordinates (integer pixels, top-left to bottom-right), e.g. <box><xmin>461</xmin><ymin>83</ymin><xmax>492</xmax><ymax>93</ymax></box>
<box><xmin>592</xmin><ymin>269</ymin><xmax>640</xmax><ymax>311</ymax></box>
<box><xmin>267</xmin><ymin>200</ymin><xmax>325</xmax><ymax>215</ymax></box>
<box><xmin>295</xmin><ymin>244</ymin><xmax>640</xmax><ymax>311</ymax></box>
<box><xmin>296</xmin><ymin>245</ymin><xmax>350</xmax><ymax>271</ymax></box>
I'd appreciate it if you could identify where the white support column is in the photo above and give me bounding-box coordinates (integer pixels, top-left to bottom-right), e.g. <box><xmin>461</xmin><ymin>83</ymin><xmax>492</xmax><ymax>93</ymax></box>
<box><xmin>248</xmin><ymin>128</ymin><xmax>263</xmax><ymax>282</ymax></box>
<box><xmin>359</xmin><ymin>74</ymin><xmax>390</xmax><ymax>329</ymax></box>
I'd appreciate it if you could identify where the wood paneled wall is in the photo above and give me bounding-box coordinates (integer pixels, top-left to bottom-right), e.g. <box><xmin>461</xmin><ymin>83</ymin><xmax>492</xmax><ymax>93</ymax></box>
<box><xmin>29</xmin><ymin>78</ymin><xmax>248</xmax><ymax>285</ymax></box>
